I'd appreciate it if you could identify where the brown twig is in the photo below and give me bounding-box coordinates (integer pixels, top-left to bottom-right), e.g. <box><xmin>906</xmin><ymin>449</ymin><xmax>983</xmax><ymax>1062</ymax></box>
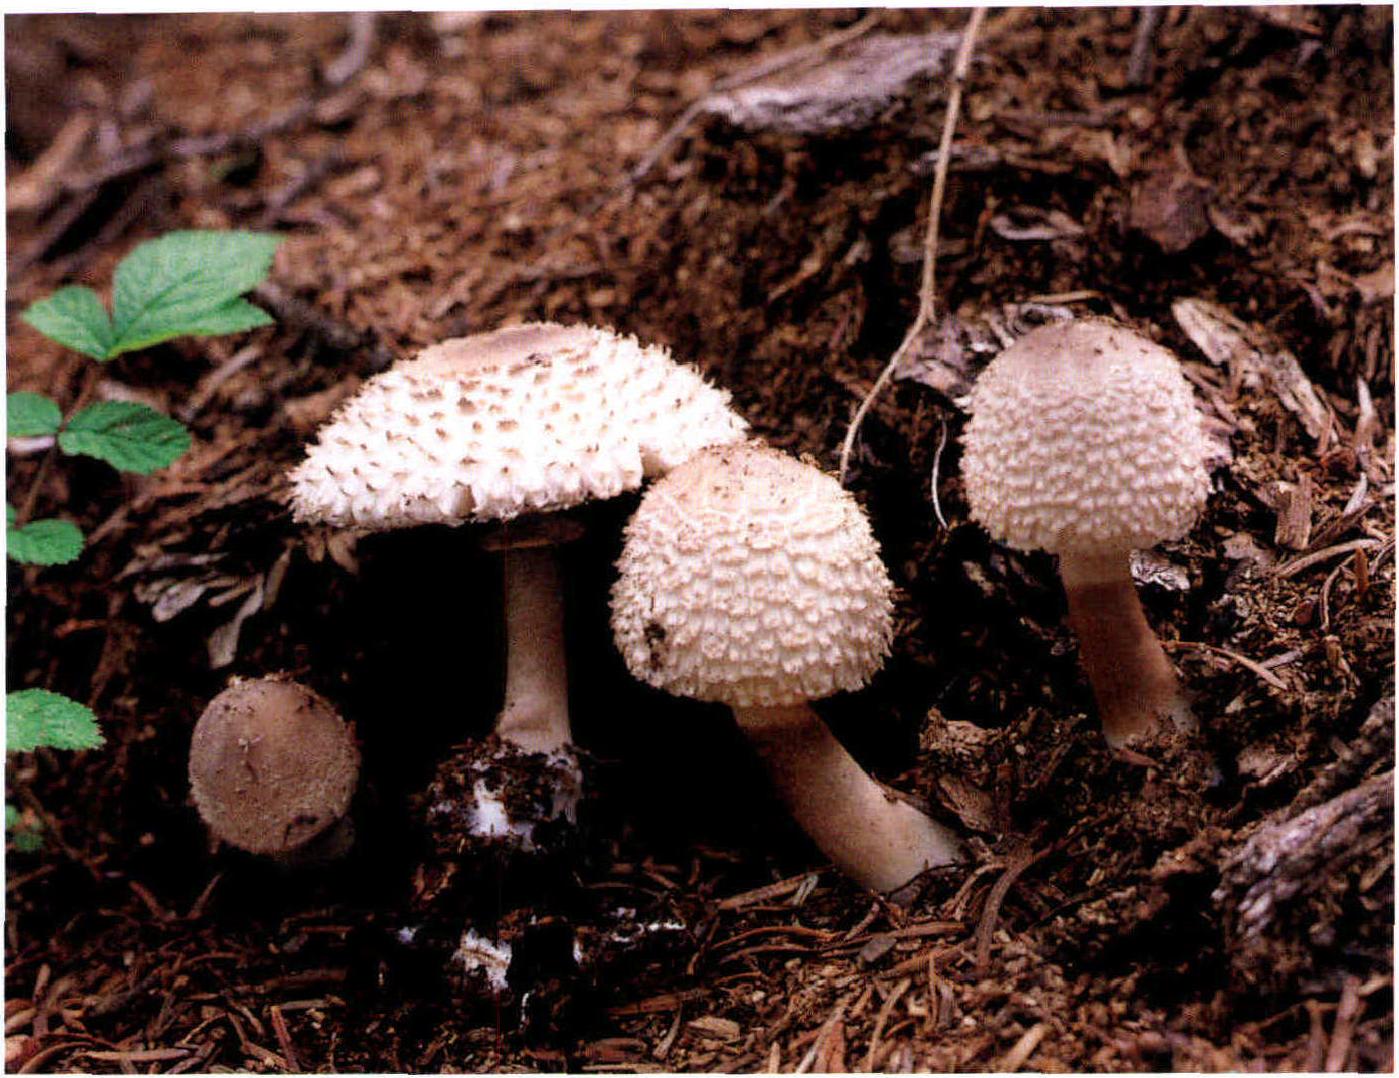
<box><xmin>252</xmin><ymin>282</ymin><xmax>396</xmax><ymax>374</ymax></box>
<box><xmin>974</xmin><ymin>844</ymin><xmax>1046</xmax><ymax>975</ymax></box>
<box><xmin>1125</xmin><ymin>7</ymin><xmax>1164</xmax><ymax>89</ymax></box>
<box><xmin>839</xmin><ymin>8</ymin><xmax>985</xmax><ymax>484</ymax></box>
<box><xmin>255</xmin><ymin>148</ymin><xmax>349</xmax><ymax>229</ymax></box>
<box><xmin>862</xmin><ymin>977</ymin><xmax>911</xmax><ymax>1072</ymax></box>
<box><xmin>716</xmin><ymin>871</ymin><xmax>821</xmax><ymax>911</ymax></box>
<box><xmin>1165</xmin><ymin>640</ymin><xmax>1291</xmax><ymax>691</ymax></box>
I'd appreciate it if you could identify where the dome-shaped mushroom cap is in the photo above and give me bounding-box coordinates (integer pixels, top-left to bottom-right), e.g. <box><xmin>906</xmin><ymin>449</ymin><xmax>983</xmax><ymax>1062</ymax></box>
<box><xmin>189</xmin><ymin>677</ymin><xmax>359</xmax><ymax>855</ymax></box>
<box><xmin>961</xmin><ymin>317</ymin><xmax>1211</xmax><ymax>555</ymax></box>
<box><xmin>611</xmin><ymin>443</ymin><xmax>894</xmax><ymax>708</ymax></box>
<box><xmin>287</xmin><ymin>323</ymin><xmax>748</xmax><ymax>530</ymax></box>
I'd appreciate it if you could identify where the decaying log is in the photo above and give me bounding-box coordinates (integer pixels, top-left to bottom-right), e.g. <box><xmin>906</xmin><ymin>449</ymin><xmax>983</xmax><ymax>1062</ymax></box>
<box><xmin>1214</xmin><ymin>750</ymin><xmax>1393</xmax><ymax>995</ymax></box>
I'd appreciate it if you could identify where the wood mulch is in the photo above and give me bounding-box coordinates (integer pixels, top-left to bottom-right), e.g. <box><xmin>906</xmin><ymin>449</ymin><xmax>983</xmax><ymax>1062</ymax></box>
<box><xmin>6</xmin><ymin>8</ymin><xmax>1393</xmax><ymax>1072</ymax></box>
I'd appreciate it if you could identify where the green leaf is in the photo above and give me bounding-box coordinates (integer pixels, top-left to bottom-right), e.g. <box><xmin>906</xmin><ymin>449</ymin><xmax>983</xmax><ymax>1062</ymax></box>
<box><xmin>6</xmin><ymin>505</ymin><xmax>14</xmax><ymax>525</ymax></box>
<box><xmin>172</xmin><ymin>297</ymin><xmax>276</xmax><ymax>338</ymax></box>
<box><xmin>109</xmin><ymin>230</ymin><xmax>282</xmax><ymax>357</ymax></box>
<box><xmin>7</xmin><ymin>392</ymin><xmax>62</xmax><ymax>437</ymax></box>
<box><xmin>7</xmin><ymin>689</ymin><xmax>103</xmax><ymax>752</ymax></box>
<box><xmin>58</xmin><ymin>401</ymin><xmax>192</xmax><ymax>475</ymax></box>
<box><xmin>5</xmin><ymin>804</ymin><xmax>44</xmax><ymax>853</ymax></box>
<box><xmin>7</xmin><ymin>517</ymin><xmax>84</xmax><ymax>565</ymax></box>
<box><xmin>20</xmin><ymin>286</ymin><xmax>115</xmax><ymax>361</ymax></box>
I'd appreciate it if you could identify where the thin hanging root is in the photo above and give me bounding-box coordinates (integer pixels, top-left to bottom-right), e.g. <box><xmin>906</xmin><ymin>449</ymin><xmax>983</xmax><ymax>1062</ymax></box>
<box><xmin>839</xmin><ymin>8</ymin><xmax>986</xmax><ymax>485</ymax></box>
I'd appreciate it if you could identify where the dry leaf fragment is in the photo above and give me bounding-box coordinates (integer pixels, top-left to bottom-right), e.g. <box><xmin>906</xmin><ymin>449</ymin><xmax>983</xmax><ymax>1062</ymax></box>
<box><xmin>207</xmin><ymin>576</ymin><xmax>265</xmax><ymax>669</ymax></box>
<box><xmin>687</xmin><ymin>1016</ymin><xmax>741</xmax><ymax>1042</ymax></box>
<box><xmin>1272</xmin><ymin>474</ymin><xmax>1314</xmax><ymax>551</ymax></box>
<box><xmin>1171</xmin><ymin>298</ymin><xmax>1333</xmax><ymax>444</ymax></box>
<box><xmin>895</xmin><ymin>303</ymin><xmax>1075</xmax><ymax>407</ymax></box>
<box><xmin>988</xmin><ymin>205</ymin><xmax>1086</xmax><ymax>242</ymax></box>
<box><xmin>1129</xmin><ymin>549</ymin><xmax>1192</xmax><ymax>592</ymax></box>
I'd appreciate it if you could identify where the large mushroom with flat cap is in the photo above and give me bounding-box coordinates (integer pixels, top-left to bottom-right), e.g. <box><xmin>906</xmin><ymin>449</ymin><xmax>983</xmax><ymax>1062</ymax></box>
<box><xmin>289</xmin><ymin>322</ymin><xmax>747</xmax><ymax>850</ymax></box>
<box><xmin>960</xmin><ymin>316</ymin><xmax>1212</xmax><ymax>747</ymax></box>
<box><xmin>611</xmin><ymin>442</ymin><xmax>963</xmax><ymax>895</ymax></box>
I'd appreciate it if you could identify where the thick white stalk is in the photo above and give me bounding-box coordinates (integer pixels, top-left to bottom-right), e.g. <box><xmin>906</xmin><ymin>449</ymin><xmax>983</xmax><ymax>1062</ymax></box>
<box><xmin>733</xmin><ymin>704</ymin><xmax>963</xmax><ymax>894</ymax></box>
<box><xmin>1058</xmin><ymin>549</ymin><xmax>1195</xmax><ymax>747</ymax></box>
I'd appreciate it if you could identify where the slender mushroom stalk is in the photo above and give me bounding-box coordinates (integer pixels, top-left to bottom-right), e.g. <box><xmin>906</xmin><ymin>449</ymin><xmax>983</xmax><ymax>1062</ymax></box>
<box><xmin>961</xmin><ymin>317</ymin><xmax>1212</xmax><ymax>747</ymax></box>
<box><xmin>613</xmin><ymin>443</ymin><xmax>964</xmax><ymax>895</ymax></box>
<box><xmin>1058</xmin><ymin>550</ymin><xmax>1195</xmax><ymax>747</ymax></box>
<box><xmin>736</xmin><ymin>704</ymin><xmax>963</xmax><ymax>893</ymax></box>
<box><xmin>498</xmin><ymin>544</ymin><xmax>570</xmax><ymax>755</ymax></box>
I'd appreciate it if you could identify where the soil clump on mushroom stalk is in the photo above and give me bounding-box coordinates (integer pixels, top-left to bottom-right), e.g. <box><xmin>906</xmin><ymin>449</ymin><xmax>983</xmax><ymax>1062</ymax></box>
<box><xmin>5</xmin><ymin>8</ymin><xmax>1393</xmax><ymax>1072</ymax></box>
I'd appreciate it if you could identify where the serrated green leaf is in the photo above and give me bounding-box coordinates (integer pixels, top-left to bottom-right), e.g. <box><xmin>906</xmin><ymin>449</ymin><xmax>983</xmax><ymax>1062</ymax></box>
<box><xmin>7</xmin><ymin>689</ymin><xmax>103</xmax><ymax>752</ymax></box>
<box><xmin>58</xmin><ymin>401</ymin><xmax>191</xmax><ymax>475</ymax></box>
<box><xmin>7</xmin><ymin>518</ymin><xmax>84</xmax><ymax>565</ymax></box>
<box><xmin>109</xmin><ymin>231</ymin><xmax>282</xmax><ymax>357</ymax></box>
<box><xmin>7</xmin><ymin>392</ymin><xmax>62</xmax><ymax>437</ymax></box>
<box><xmin>20</xmin><ymin>286</ymin><xmax>115</xmax><ymax>361</ymax></box>
<box><xmin>170</xmin><ymin>297</ymin><xmax>276</xmax><ymax>339</ymax></box>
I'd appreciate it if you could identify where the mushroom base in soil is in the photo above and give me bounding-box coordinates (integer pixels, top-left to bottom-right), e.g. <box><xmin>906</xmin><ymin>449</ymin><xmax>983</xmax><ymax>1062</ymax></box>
<box><xmin>1059</xmin><ymin>551</ymin><xmax>1197</xmax><ymax>748</ymax></box>
<box><xmin>437</xmin><ymin>520</ymin><xmax>585</xmax><ymax>855</ymax></box>
<box><xmin>395</xmin><ymin>863</ymin><xmax>692</xmax><ymax>1014</ymax></box>
<box><xmin>423</xmin><ymin>733</ymin><xmax>584</xmax><ymax>862</ymax></box>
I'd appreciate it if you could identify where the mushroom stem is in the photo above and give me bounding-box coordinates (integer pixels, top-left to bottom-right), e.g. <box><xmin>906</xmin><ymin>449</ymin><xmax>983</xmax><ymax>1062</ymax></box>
<box><xmin>498</xmin><ymin>545</ymin><xmax>571</xmax><ymax>755</ymax></box>
<box><xmin>732</xmin><ymin>704</ymin><xmax>963</xmax><ymax>894</ymax></box>
<box><xmin>1058</xmin><ymin>550</ymin><xmax>1195</xmax><ymax>747</ymax></box>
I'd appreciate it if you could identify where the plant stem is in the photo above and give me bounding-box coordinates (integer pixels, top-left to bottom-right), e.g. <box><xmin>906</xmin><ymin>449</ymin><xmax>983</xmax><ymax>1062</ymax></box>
<box><xmin>16</xmin><ymin>365</ymin><xmax>101</xmax><ymax>527</ymax></box>
<box><xmin>838</xmin><ymin>7</ymin><xmax>985</xmax><ymax>485</ymax></box>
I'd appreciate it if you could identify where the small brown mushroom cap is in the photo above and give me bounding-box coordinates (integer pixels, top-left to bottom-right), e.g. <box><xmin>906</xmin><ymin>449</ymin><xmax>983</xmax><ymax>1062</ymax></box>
<box><xmin>189</xmin><ymin>677</ymin><xmax>359</xmax><ymax>855</ymax></box>
<box><xmin>961</xmin><ymin>317</ymin><xmax>1211</xmax><ymax>555</ymax></box>
<box><xmin>611</xmin><ymin>442</ymin><xmax>894</xmax><ymax>708</ymax></box>
<box><xmin>287</xmin><ymin>322</ymin><xmax>748</xmax><ymax>531</ymax></box>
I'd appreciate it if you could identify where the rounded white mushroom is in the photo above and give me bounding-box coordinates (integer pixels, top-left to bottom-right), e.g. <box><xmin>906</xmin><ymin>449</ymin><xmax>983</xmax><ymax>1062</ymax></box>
<box><xmin>288</xmin><ymin>322</ymin><xmax>748</xmax><ymax>844</ymax></box>
<box><xmin>612</xmin><ymin>442</ymin><xmax>963</xmax><ymax>895</ymax></box>
<box><xmin>961</xmin><ymin>316</ymin><xmax>1211</xmax><ymax>746</ymax></box>
<box><xmin>189</xmin><ymin>676</ymin><xmax>359</xmax><ymax>857</ymax></box>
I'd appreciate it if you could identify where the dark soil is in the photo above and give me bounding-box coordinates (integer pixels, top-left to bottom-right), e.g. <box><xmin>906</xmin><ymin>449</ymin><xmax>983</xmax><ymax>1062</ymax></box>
<box><xmin>6</xmin><ymin>8</ymin><xmax>1394</xmax><ymax>1073</ymax></box>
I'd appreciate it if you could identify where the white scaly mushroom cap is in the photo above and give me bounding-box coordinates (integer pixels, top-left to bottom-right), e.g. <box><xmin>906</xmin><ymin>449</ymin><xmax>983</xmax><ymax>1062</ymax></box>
<box><xmin>961</xmin><ymin>317</ymin><xmax>1211</xmax><ymax>555</ymax></box>
<box><xmin>288</xmin><ymin>323</ymin><xmax>748</xmax><ymax>530</ymax></box>
<box><xmin>611</xmin><ymin>442</ymin><xmax>895</xmax><ymax>708</ymax></box>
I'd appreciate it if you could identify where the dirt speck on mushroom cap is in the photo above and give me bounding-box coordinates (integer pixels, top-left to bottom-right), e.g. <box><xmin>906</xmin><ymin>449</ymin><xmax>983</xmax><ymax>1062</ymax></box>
<box><xmin>961</xmin><ymin>317</ymin><xmax>1211</xmax><ymax>555</ymax></box>
<box><xmin>287</xmin><ymin>322</ymin><xmax>748</xmax><ymax>530</ymax></box>
<box><xmin>188</xmin><ymin>676</ymin><xmax>359</xmax><ymax>856</ymax></box>
<box><xmin>611</xmin><ymin>442</ymin><xmax>894</xmax><ymax>708</ymax></box>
